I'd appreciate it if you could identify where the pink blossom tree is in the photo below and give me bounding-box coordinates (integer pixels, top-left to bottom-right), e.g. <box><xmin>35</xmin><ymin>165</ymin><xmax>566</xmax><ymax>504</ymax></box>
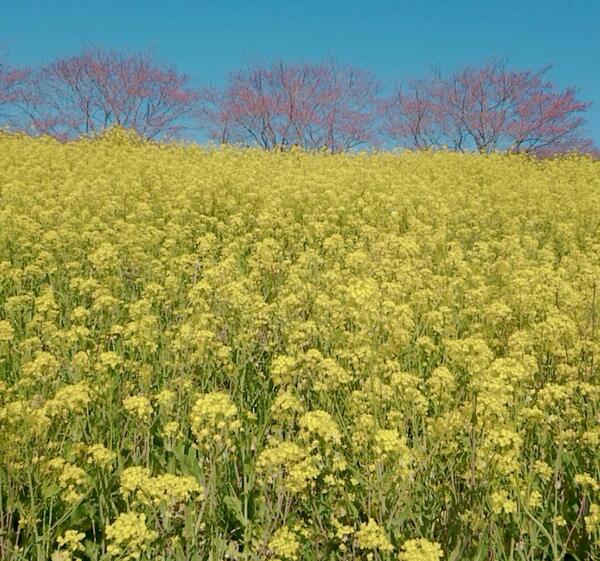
<box><xmin>200</xmin><ymin>60</ymin><xmax>381</xmax><ymax>153</ymax></box>
<box><xmin>20</xmin><ymin>48</ymin><xmax>200</xmax><ymax>140</ymax></box>
<box><xmin>0</xmin><ymin>54</ymin><xmax>30</xmax><ymax>129</ymax></box>
<box><xmin>381</xmin><ymin>78</ymin><xmax>444</xmax><ymax>150</ymax></box>
<box><xmin>384</xmin><ymin>61</ymin><xmax>594</xmax><ymax>155</ymax></box>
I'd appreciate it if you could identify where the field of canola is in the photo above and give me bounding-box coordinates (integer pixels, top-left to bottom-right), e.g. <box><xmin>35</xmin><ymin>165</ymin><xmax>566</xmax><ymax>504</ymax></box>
<box><xmin>1</xmin><ymin>128</ymin><xmax>600</xmax><ymax>561</ymax></box>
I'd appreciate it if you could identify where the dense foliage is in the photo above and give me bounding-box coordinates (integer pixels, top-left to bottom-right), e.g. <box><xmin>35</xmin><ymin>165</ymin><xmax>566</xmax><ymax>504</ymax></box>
<box><xmin>1</xmin><ymin>129</ymin><xmax>600</xmax><ymax>560</ymax></box>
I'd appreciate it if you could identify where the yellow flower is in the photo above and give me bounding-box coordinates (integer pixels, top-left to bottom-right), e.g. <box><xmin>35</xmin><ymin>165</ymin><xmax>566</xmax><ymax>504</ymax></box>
<box><xmin>398</xmin><ymin>538</ymin><xmax>443</xmax><ymax>561</ymax></box>
<box><xmin>105</xmin><ymin>512</ymin><xmax>158</xmax><ymax>560</ymax></box>
<box><xmin>154</xmin><ymin>388</ymin><xmax>176</xmax><ymax>411</ymax></box>
<box><xmin>46</xmin><ymin>382</ymin><xmax>92</xmax><ymax>417</ymax></box>
<box><xmin>373</xmin><ymin>429</ymin><xmax>408</xmax><ymax>458</ymax></box>
<box><xmin>44</xmin><ymin>459</ymin><xmax>88</xmax><ymax>504</ymax></box>
<box><xmin>4</xmin><ymin>128</ymin><xmax>600</xmax><ymax>559</ymax></box>
<box><xmin>0</xmin><ymin>320</ymin><xmax>14</xmax><ymax>343</ymax></box>
<box><xmin>56</xmin><ymin>529</ymin><xmax>85</xmax><ymax>552</ymax></box>
<box><xmin>574</xmin><ymin>473</ymin><xmax>600</xmax><ymax>492</ymax></box>
<box><xmin>119</xmin><ymin>466</ymin><xmax>203</xmax><ymax>507</ymax></box>
<box><xmin>490</xmin><ymin>490</ymin><xmax>517</xmax><ymax>515</ymax></box>
<box><xmin>86</xmin><ymin>443</ymin><xmax>116</xmax><ymax>468</ymax></box>
<box><xmin>299</xmin><ymin>410</ymin><xmax>341</xmax><ymax>445</ymax></box>
<box><xmin>585</xmin><ymin>504</ymin><xmax>600</xmax><ymax>537</ymax></box>
<box><xmin>268</xmin><ymin>527</ymin><xmax>301</xmax><ymax>560</ymax></box>
<box><xmin>271</xmin><ymin>390</ymin><xmax>304</xmax><ymax>423</ymax></box>
<box><xmin>190</xmin><ymin>391</ymin><xmax>240</xmax><ymax>450</ymax></box>
<box><xmin>257</xmin><ymin>441</ymin><xmax>319</xmax><ymax>494</ymax></box>
<box><xmin>355</xmin><ymin>518</ymin><xmax>393</xmax><ymax>552</ymax></box>
<box><xmin>122</xmin><ymin>395</ymin><xmax>153</xmax><ymax>422</ymax></box>
<box><xmin>532</xmin><ymin>460</ymin><xmax>553</xmax><ymax>482</ymax></box>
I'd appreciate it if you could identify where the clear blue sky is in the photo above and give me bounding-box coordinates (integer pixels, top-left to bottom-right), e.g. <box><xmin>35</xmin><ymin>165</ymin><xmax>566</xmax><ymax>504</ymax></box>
<box><xmin>2</xmin><ymin>0</ymin><xmax>599</xmax><ymax>144</ymax></box>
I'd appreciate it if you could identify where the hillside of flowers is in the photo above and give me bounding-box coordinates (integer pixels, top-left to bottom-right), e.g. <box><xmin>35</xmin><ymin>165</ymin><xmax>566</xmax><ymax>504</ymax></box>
<box><xmin>1</xmin><ymin>128</ymin><xmax>600</xmax><ymax>561</ymax></box>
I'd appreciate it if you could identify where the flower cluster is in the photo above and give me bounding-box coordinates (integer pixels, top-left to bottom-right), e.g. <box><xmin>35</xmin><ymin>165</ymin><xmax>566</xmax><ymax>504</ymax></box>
<box><xmin>189</xmin><ymin>391</ymin><xmax>241</xmax><ymax>451</ymax></box>
<box><xmin>1</xmin><ymin>131</ymin><xmax>599</xmax><ymax>560</ymax></box>
<box><xmin>105</xmin><ymin>512</ymin><xmax>158</xmax><ymax>560</ymax></box>
<box><xmin>119</xmin><ymin>466</ymin><xmax>204</xmax><ymax>507</ymax></box>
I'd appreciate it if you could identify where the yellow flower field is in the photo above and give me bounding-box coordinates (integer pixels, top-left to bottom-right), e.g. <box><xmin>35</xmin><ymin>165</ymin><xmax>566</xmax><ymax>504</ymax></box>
<box><xmin>1</xmin><ymin>128</ymin><xmax>599</xmax><ymax>560</ymax></box>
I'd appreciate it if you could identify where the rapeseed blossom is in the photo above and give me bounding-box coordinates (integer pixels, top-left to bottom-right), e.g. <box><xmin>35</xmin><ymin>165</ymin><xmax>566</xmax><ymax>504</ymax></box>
<box><xmin>51</xmin><ymin>529</ymin><xmax>86</xmax><ymax>561</ymax></box>
<box><xmin>105</xmin><ymin>512</ymin><xmax>158</xmax><ymax>559</ymax></box>
<box><xmin>123</xmin><ymin>395</ymin><xmax>154</xmax><ymax>422</ymax></box>
<box><xmin>1</xmin><ymin>130</ymin><xmax>599</xmax><ymax>559</ymax></box>
<box><xmin>398</xmin><ymin>539</ymin><xmax>443</xmax><ymax>561</ymax></box>
<box><xmin>268</xmin><ymin>527</ymin><xmax>301</xmax><ymax>560</ymax></box>
<box><xmin>355</xmin><ymin>518</ymin><xmax>393</xmax><ymax>552</ymax></box>
<box><xmin>119</xmin><ymin>466</ymin><xmax>203</xmax><ymax>507</ymax></box>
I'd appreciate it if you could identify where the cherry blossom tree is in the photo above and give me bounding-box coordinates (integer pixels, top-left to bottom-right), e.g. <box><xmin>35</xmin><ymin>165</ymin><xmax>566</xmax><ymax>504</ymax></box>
<box><xmin>380</xmin><ymin>78</ymin><xmax>444</xmax><ymax>150</ymax></box>
<box><xmin>383</xmin><ymin>61</ymin><xmax>594</xmax><ymax>155</ymax></box>
<box><xmin>19</xmin><ymin>48</ymin><xmax>200</xmax><ymax>140</ymax></box>
<box><xmin>0</xmin><ymin>53</ymin><xmax>30</xmax><ymax>129</ymax></box>
<box><xmin>201</xmin><ymin>60</ymin><xmax>381</xmax><ymax>153</ymax></box>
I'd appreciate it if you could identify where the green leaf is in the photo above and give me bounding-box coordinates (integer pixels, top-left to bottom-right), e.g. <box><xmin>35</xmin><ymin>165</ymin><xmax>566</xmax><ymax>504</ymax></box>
<box><xmin>448</xmin><ymin>539</ymin><xmax>463</xmax><ymax>561</ymax></box>
<box><xmin>223</xmin><ymin>495</ymin><xmax>247</xmax><ymax>528</ymax></box>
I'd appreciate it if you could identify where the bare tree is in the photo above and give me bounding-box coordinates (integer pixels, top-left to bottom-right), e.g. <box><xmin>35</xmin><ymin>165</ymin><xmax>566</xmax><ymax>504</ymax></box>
<box><xmin>0</xmin><ymin>52</ymin><xmax>29</xmax><ymax>129</ymax></box>
<box><xmin>19</xmin><ymin>47</ymin><xmax>200</xmax><ymax>140</ymax></box>
<box><xmin>200</xmin><ymin>60</ymin><xmax>381</xmax><ymax>153</ymax></box>
<box><xmin>384</xmin><ymin>60</ymin><xmax>594</xmax><ymax>155</ymax></box>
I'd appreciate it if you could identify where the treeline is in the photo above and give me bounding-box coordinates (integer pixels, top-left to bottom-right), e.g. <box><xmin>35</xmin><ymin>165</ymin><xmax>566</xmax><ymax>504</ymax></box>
<box><xmin>0</xmin><ymin>47</ymin><xmax>595</xmax><ymax>155</ymax></box>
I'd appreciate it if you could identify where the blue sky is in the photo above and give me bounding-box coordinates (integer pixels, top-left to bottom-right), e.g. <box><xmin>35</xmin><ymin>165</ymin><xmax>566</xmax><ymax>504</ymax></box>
<box><xmin>2</xmin><ymin>0</ymin><xmax>599</xmax><ymax>143</ymax></box>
